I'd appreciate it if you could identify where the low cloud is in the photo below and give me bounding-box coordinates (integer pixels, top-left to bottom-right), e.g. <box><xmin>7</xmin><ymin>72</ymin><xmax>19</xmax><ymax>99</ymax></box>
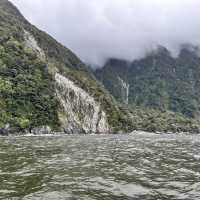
<box><xmin>11</xmin><ymin>0</ymin><xmax>200</xmax><ymax>65</ymax></box>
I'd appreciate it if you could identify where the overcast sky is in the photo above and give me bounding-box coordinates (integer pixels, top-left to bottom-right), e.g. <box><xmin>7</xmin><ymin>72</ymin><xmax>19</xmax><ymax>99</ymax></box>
<box><xmin>10</xmin><ymin>0</ymin><xmax>200</xmax><ymax>65</ymax></box>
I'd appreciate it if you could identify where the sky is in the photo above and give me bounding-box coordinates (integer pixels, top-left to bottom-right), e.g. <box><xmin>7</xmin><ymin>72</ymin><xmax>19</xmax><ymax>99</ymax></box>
<box><xmin>10</xmin><ymin>0</ymin><xmax>200</xmax><ymax>66</ymax></box>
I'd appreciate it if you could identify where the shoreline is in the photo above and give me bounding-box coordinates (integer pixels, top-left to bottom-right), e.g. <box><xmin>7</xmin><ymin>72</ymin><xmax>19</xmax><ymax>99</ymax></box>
<box><xmin>1</xmin><ymin>130</ymin><xmax>199</xmax><ymax>137</ymax></box>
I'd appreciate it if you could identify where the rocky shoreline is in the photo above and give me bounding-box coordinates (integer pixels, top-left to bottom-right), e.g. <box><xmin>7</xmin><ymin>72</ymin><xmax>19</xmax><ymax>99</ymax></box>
<box><xmin>0</xmin><ymin>125</ymin><xmax>114</xmax><ymax>136</ymax></box>
<box><xmin>1</xmin><ymin>126</ymin><xmax>199</xmax><ymax>136</ymax></box>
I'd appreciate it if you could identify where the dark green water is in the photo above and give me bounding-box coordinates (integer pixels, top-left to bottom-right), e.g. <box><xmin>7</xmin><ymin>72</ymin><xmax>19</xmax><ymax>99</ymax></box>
<box><xmin>0</xmin><ymin>133</ymin><xmax>200</xmax><ymax>200</ymax></box>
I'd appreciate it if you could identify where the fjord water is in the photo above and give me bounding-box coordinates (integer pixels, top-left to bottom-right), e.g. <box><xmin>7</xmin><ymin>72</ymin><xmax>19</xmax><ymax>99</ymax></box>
<box><xmin>0</xmin><ymin>133</ymin><xmax>200</xmax><ymax>200</ymax></box>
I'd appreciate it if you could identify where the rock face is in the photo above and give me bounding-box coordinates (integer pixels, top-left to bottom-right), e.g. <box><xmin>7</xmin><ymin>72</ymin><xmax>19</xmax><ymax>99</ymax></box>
<box><xmin>55</xmin><ymin>73</ymin><xmax>110</xmax><ymax>134</ymax></box>
<box><xmin>24</xmin><ymin>30</ymin><xmax>46</xmax><ymax>60</ymax></box>
<box><xmin>0</xmin><ymin>128</ymin><xmax>8</xmax><ymax>136</ymax></box>
<box><xmin>0</xmin><ymin>124</ymin><xmax>10</xmax><ymax>136</ymax></box>
<box><xmin>31</xmin><ymin>126</ymin><xmax>52</xmax><ymax>135</ymax></box>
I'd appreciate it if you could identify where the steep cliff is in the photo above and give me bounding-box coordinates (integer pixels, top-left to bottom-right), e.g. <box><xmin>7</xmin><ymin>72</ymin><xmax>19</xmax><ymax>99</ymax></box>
<box><xmin>0</xmin><ymin>0</ymin><xmax>132</xmax><ymax>134</ymax></box>
<box><xmin>55</xmin><ymin>73</ymin><xmax>110</xmax><ymax>134</ymax></box>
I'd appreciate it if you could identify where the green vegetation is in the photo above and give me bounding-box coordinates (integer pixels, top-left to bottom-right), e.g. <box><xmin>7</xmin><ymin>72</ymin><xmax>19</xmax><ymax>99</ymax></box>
<box><xmin>0</xmin><ymin>1</ymin><xmax>60</xmax><ymax>131</ymax></box>
<box><xmin>95</xmin><ymin>47</ymin><xmax>200</xmax><ymax>133</ymax></box>
<box><xmin>0</xmin><ymin>36</ymin><xmax>59</xmax><ymax>131</ymax></box>
<box><xmin>95</xmin><ymin>47</ymin><xmax>200</xmax><ymax>118</ymax></box>
<box><xmin>0</xmin><ymin>0</ymin><xmax>131</xmax><ymax>133</ymax></box>
<box><xmin>128</xmin><ymin>106</ymin><xmax>200</xmax><ymax>133</ymax></box>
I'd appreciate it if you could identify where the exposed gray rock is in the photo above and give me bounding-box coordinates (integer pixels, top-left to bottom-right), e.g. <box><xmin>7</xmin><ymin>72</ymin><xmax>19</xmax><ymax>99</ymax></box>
<box><xmin>55</xmin><ymin>73</ymin><xmax>110</xmax><ymax>134</ymax></box>
<box><xmin>31</xmin><ymin>126</ymin><xmax>52</xmax><ymax>135</ymax></box>
<box><xmin>0</xmin><ymin>124</ymin><xmax>10</xmax><ymax>136</ymax></box>
<box><xmin>0</xmin><ymin>128</ymin><xmax>8</xmax><ymax>136</ymax></box>
<box><xmin>24</xmin><ymin>30</ymin><xmax>46</xmax><ymax>61</ymax></box>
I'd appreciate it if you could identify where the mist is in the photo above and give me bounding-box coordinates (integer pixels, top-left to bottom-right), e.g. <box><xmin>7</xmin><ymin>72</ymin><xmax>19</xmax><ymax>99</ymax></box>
<box><xmin>10</xmin><ymin>0</ymin><xmax>200</xmax><ymax>66</ymax></box>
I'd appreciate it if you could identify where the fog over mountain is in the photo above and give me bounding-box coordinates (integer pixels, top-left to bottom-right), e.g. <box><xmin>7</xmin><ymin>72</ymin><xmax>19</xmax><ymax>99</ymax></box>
<box><xmin>10</xmin><ymin>0</ymin><xmax>200</xmax><ymax>65</ymax></box>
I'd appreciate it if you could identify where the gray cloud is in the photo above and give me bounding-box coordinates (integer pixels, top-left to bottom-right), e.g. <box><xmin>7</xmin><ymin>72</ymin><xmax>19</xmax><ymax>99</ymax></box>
<box><xmin>10</xmin><ymin>0</ymin><xmax>200</xmax><ymax>65</ymax></box>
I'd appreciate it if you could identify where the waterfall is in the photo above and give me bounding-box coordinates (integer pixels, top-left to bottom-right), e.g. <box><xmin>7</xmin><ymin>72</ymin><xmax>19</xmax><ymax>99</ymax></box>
<box><xmin>118</xmin><ymin>77</ymin><xmax>130</xmax><ymax>105</ymax></box>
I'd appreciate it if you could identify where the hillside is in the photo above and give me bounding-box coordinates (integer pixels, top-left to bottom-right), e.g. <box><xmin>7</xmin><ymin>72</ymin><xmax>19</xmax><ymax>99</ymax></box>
<box><xmin>0</xmin><ymin>0</ymin><xmax>132</xmax><ymax>134</ymax></box>
<box><xmin>94</xmin><ymin>46</ymin><xmax>200</xmax><ymax>133</ymax></box>
<box><xmin>95</xmin><ymin>46</ymin><xmax>200</xmax><ymax>118</ymax></box>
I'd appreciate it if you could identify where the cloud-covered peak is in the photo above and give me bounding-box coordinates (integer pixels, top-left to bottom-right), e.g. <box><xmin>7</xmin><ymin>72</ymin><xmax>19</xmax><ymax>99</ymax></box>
<box><xmin>10</xmin><ymin>0</ymin><xmax>200</xmax><ymax>65</ymax></box>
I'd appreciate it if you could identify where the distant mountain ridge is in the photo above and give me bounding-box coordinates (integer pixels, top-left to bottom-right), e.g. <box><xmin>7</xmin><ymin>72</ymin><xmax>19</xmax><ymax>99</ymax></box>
<box><xmin>95</xmin><ymin>45</ymin><xmax>200</xmax><ymax>118</ymax></box>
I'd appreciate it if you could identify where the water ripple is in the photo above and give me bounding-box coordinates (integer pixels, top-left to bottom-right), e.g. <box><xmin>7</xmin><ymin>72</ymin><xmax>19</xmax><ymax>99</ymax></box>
<box><xmin>0</xmin><ymin>133</ymin><xmax>200</xmax><ymax>199</ymax></box>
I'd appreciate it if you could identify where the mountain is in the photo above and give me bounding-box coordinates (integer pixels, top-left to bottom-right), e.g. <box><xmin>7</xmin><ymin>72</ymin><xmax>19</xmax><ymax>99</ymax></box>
<box><xmin>94</xmin><ymin>46</ymin><xmax>200</xmax><ymax>133</ymax></box>
<box><xmin>95</xmin><ymin>46</ymin><xmax>200</xmax><ymax>118</ymax></box>
<box><xmin>0</xmin><ymin>0</ymin><xmax>133</xmax><ymax>134</ymax></box>
<box><xmin>1</xmin><ymin>0</ymin><xmax>200</xmax><ymax>134</ymax></box>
